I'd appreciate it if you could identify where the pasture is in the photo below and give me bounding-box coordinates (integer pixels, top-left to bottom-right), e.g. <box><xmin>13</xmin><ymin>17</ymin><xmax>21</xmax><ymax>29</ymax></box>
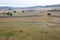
<box><xmin>0</xmin><ymin>10</ymin><xmax>60</xmax><ymax>40</ymax></box>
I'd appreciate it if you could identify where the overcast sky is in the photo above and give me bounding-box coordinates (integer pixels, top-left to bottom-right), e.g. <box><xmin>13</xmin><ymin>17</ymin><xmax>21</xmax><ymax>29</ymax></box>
<box><xmin>0</xmin><ymin>0</ymin><xmax>60</xmax><ymax>7</ymax></box>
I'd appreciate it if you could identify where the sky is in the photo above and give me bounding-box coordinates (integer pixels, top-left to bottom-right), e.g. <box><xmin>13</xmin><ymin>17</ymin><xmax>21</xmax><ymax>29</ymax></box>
<box><xmin>0</xmin><ymin>0</ymin><xmax>60</xmax><ymax>7</ymax></box>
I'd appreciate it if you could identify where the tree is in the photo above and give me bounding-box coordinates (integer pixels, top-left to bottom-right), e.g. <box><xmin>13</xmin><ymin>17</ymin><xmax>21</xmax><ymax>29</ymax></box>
<box><xmin>6</xmin><ymin>13</ymin><xmax>10</xmax><ymax>16</ymax></box>
<box><xmin>10</xmin><ymin>13</ymin><xmax>12</xmax><ymax>16</ymax></box>
<box><xmin>48</xmin><ymin>13</ymin><xmax>51</xmax><ymax>16</ymax></box>
<box><xmin>3</xmin><ymin>12</ymin><xmax>5</xmax><ymax>15</ymax></box>
<box><xmin>22</xmin><ymin>11</ymin><xmax>24</xmax><ymax>13</ymax></box>
<box><xmin>6</xmin><ymin>12</ymin><xmax>12</xmax><ymax>16</ymax></box>
<box><xmin>13</xmin><ymin>11</ymin><xmax>17</xmax><ymax>13</ymax></box>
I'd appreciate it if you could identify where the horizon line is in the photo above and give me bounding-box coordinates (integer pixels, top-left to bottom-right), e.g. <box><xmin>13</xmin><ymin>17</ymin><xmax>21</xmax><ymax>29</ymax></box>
<box><xmin>0</xmin><ymin>4</ymin><xmax>59</xmax><ymax>7</ymax></box>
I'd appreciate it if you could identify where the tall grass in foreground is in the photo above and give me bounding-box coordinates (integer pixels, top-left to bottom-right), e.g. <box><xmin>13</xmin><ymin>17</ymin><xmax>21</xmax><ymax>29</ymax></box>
<box><xmin>0</xmin><ymin>22</ymin><xmax>60</xmax><ymax>40</ymax></box>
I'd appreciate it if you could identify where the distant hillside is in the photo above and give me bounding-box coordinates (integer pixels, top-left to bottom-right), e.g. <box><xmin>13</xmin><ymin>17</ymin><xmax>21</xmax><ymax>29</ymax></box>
<box><xmin>24</xmin><ymin>4</ymin><xmax>60</xmax><ymax>8</ymax></box>
<box><xmin>45</xmin><ymin>4</ymin><xmax>60</xmax><ymax>7</ymax></box>
<box><xmin>0</xmin><ymin>6</ymin><xmax>14</xmax><ymax>10</ymax></box>
<box><xmin>0</xmin><ymin>4</ymin><xmax>60</xmax><ymax>10</ymax></box>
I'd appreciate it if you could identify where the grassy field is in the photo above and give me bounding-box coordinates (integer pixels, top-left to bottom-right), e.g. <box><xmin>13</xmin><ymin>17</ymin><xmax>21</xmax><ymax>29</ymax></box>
<box><xmin>0</xmin><ymin>10</ymin><xmax>60</xmax><ymax>40</ymax></box>
<box><xmin>0</xmin><ymin>17</ymin><xmax>60</xmax><ymax>40</ymax></box>
<box><xmin>0</xmin><ymin>10</ymin><xmax>45</xmax><ymax>16</ymax></box>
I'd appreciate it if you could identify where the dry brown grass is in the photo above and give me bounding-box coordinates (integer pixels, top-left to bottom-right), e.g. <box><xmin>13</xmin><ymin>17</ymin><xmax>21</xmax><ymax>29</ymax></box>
<box><xmin>0</xmin><ymin>16</ymin><xmax>60</xmax><ymax>40</ymax></box>
<box><xmin>0</xmin><ymin>22</ymin><xmax>60</xmax><ymax>40</ymax></box>
<box><xmin>0</xmin><ymin>17</ymin><xmax>53</xmax><ymax>22</ymax></box>
<box><xmin>0</xmin><ymin>11</ymin><xmax>60</xmax><ymax>40</ymax></box>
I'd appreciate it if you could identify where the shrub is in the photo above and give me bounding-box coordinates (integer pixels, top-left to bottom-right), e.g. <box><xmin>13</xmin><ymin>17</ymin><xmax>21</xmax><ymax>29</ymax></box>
<box><xmin>48</xmin><ymin>13</ymin><xmax>51</xmax><ymax>16</ymax></box>
<box><xmin>13</xmin><ymin>11</ymin><xmax>17</xmax><ymax>13</ymax></box>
